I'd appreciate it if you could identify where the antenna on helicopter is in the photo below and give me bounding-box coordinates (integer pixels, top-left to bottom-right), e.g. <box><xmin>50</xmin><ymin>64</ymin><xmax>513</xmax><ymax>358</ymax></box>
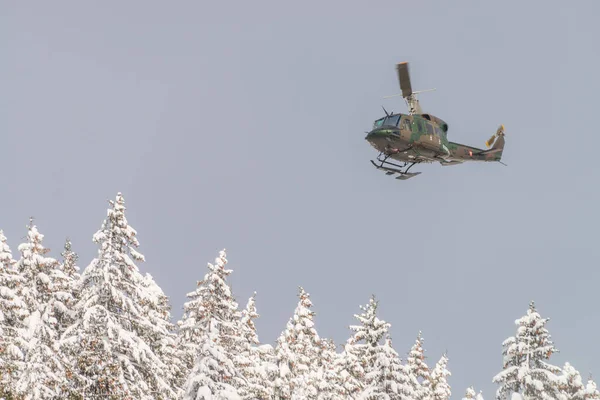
<box><xmin>383</xmin><ymin>62</ymin><xmax>435</xmax><ymax>115</ymax></box>
<box><xmin>381</xmin><ymin>106</ymin><xmax>391</xmax><ymax>117</ymax></box>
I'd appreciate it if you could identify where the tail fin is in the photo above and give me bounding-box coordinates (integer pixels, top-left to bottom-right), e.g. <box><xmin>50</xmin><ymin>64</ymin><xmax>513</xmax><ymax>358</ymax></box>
<box><xmin>481</xmin><ymin>125</ymin><xmax>505</xmax><ymax>161</ymax></box>
<box><xmin>485</xmin><ymin>125</ymin><xmax>505</xmax><ymax>148</ymax></box>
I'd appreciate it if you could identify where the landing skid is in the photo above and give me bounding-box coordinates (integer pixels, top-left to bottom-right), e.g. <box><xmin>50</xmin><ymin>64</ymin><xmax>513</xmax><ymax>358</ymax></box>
<box><xmin>370</xmin><ymin>152</ymin><xmax>421</xmax><ymax>180</ymax></box>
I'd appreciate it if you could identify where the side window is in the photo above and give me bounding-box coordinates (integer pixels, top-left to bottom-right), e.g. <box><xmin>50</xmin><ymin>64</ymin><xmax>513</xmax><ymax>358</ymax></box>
<box><xmin>426</xmin><ymin>123</ymin><xmax>434</xmax><ymax>135</ymax></box>
<box><xmin>403</xmin><ymin>118</ymin><xmax>411</xmax><ymax>131</ymax></box>
<box><xmin>412</xmin><ymin>119</ymin><xmax>422</xmax><ymax>133</ymax></box>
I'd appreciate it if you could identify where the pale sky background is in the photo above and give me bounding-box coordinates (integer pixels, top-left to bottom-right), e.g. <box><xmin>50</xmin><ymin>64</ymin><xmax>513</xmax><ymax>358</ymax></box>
<box><xmin>2</xmin><ymin>1</ymin><xmax>600</xmax><ymax>398</ymax></box>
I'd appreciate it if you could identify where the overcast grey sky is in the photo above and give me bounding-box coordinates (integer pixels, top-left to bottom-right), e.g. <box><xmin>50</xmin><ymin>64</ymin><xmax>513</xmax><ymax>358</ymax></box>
<box><xmin>3</xmin><ymin>1</ymin><xmax>600</xmax><ymax>398</ymax></box>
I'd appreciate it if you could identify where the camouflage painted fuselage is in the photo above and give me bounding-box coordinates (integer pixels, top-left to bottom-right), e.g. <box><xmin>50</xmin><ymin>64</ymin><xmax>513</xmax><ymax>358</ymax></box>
<box><xmin>365</xmin><ymin>113</ymin><xmax>504</xmax><ymax>165</ymax></box>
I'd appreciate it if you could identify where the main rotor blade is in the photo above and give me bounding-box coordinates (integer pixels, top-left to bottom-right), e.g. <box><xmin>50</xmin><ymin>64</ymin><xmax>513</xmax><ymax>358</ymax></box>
<box><xmin>396</xmin><ymin>62</ymin><xmax>413</xmax><ymax>98</ymax></box>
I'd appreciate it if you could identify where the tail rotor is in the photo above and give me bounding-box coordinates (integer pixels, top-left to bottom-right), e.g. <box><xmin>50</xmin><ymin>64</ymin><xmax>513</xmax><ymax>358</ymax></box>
<box><xmin>485</xmin><ymin>124</ymin><xmax>505</xmax><ymax>148</ymax></box>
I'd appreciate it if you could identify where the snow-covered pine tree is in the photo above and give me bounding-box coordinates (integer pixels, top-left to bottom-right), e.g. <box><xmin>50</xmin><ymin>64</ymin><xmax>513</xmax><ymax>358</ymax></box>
<box><xmin>341</xmin><ymin>295</ymin><xmax>391</xmax><ymax>399</ymax></box>
<box><xmin>54</xmin><ymin>238</ymin><xmax>81</xmax><ymax>335</ymax></box>
<box><xmin>60</xmin><ymin>192</ymin><xmax>172</xmax><ymax>400</ymax></box>
<box><xmin>463</xmin><ymin>386</ymin><xmax>484</xmax><ymax>400</ymax></box>
<box><xmin>559</xmin><ymin>367</ymin><xmax>600</xmax><ymax>400</ymax></box>
<box><xmin>335</xmin><ymin>336</ymin><xmax>367</xmax><ymax>399</ymax></box>
<box><xmin>13</xmin><ymin>221</ymin><xmax>70</xmax><ymax>399</ymax></box>
<box><xmin>430</xmin><ymin>353</ymin><xmax>451</xmax><ymax>400</ymax></box>
<box><xmin>314</xmin><ymin>338</ymin><xmax>344</xmax><ymax>400</ymax></box>
<box><xmin>0</xmin><ymin>230</ymin><xmax>28</xmax><ymax>399</ymax></box>
<box><xmin>359</xmin><ymin>335</ymin><xmax>416</xmax><ymax>400</ymax></box>
<box><xmin>405</xmin><ymin>332</ymin><xmax>432</xmax><ymax>400</ymax></box>
<box><xmin>559</xmin><ymin>362</ymin><xmax>586</xmax><ymax>400</ymax></box>
<box><xmin>235</xmin><ymin>292</ymin><xmax>272</xmax><ymax>399</ymax></box>
<box><xmin>139</xmin><ymin>272</ymin><xmax>186</xmax><ymax>398</ymax></box>
<box><xmin>583</xmin><ymin>376</ymin><xmax>600</xmax><ymax>399</ymax></box>
<box><xmin>179</xmin><ymin>249</ymin><xmax>243</xmax><ymax>400</ymax></box>
<box><xmin>257</xmin><ymin>343</ymin><xmax>280</xmax><ymax>399</ymax></box>
<box><xmin>492</xmin><ymin>301</ymin><xmax>562</xmax><ymax>400</ymax></box>
<box><xmin>274</xmin><ymin>286</ymin><xmax>322</xmax><ymax>400</ymax></box>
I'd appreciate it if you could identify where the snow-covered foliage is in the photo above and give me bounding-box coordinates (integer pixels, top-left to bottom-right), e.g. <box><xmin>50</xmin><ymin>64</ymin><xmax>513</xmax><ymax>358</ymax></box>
<box><xmin>406</xmin><ymin>331</ymin><xmax>432</xmax><ymax>400</ymax></box>
<box><xmin>583</xmin><ymin>378</ymin><xmax>600</xmax><ymax>399</ymax></box>
<box><xmin>557</xmin><ymin>363</ymin><xmax>600</xmax><ymax>400</ymax></box>
<box><xmin>0</xmin><ymin>230</ymin><xmax>28</xmax><ymax>399</ymax></box>
<box><xmin>430</xmin><ymin>353</ymin><xmax>451</xmax><ymax>400</ymax></box>
<box><xmin>274</xmin><ymin>286</ymin><xmax>322</xmax><ymax>399</ymax></box>
<box><xmin>1</xmin><ymin>192</ymin><xmax>598</xmax><ymax>400</ymax></box>
<box><xmin>314</xmin><ymin>338</ymin><xmax>344</xmax><ymax>400</ymax></box>
<box><xmin>559</xmin><ymin>362</ymin><xmax>587</xmax><ymax>399</ymax></box>
<box><xmin>463</xmin><ymin>386</ymin><xmax>485</xmax><ymax>400</ymax></box>
<box><xmin>344</xmin><ymin>295</ymin><xmax>390</xmax><ymax>394</ymax></box>
<box><xmin>359</xmin><ymin>335</ymin><xmax>416</xmax><ymax>400</ymax></box>
<box><xmin>180</xmin><ymin>249</ymin><xmax>243</xmax><ymax>400</ymax></box>
<box><xmin>492</xmin><ymin>301</ymin><xmax>561</xmax><ymax>400</ymax></box>
<box><xmin>55</xmin><ymin>238</ymin><xmax>81</xmax><ymax>332</ymax></box>
<box><xmin>235</xmin><ymin>293</ymin><xmax>272</xmax><ymax>399</ymax></box>
<box><xmin>14</xmin><ymin>221</ymin><xmax>69</xmax><ymax>399</ymax></box>
<box><xmin>60</xmin><ymin>193</ymin><xmax>173</xmax><ymax>399</ymax></box>
<box><xmin>140</xmin><ymin>272</ymin><xmax>186</xmax><ymax>397</ymax></box>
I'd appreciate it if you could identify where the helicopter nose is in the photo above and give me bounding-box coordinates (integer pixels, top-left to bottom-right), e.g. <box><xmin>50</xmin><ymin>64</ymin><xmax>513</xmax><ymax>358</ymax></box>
<box><xmin>365</xmin><ymin>127</ymin><xmax>399</xmax><ymax>140</ymax></box>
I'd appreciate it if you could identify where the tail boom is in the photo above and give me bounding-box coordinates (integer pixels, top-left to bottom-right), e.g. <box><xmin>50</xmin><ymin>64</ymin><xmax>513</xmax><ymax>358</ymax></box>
<box><xmin>446</xmin><ymin>125</ymin><xmax>505</xmax><ymax>163</ymax></box>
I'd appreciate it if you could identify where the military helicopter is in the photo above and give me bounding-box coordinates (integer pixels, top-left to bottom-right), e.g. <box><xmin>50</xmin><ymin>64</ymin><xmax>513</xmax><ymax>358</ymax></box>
<box><xmin>365</xmin><ymin>62</ymin><xmax>506</xmax><ymax>180</ymax></box>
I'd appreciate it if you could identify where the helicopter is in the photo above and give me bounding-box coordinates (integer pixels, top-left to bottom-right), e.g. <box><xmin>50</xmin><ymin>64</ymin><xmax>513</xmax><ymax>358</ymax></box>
<box><xmin>365</xmin><ymin>62</ymin><xmax>506</xmax><ymax>180</ymax></box>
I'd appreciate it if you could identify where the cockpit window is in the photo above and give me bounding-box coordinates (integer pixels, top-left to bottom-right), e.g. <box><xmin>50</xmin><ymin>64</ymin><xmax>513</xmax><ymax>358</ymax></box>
<box><xmin>383</xmin><ymin>115</ymin><xmax>400</xmax><ymax>127</ymax></box>
<box><xmin>373</xmin><ymin>118</ymin><xmax>385</xmax><ymax>129</ymax></box>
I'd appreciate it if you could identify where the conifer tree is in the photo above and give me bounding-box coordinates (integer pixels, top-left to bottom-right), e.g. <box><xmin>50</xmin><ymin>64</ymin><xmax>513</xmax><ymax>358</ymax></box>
<box><xmin>335</xmin><ymin>341</ymin><xmax>364</xmax><ymax>399</ymax></box>
<box><xmin>583</xmin><ymin>376</ymin><xmax>600</xmax><ymax>399</ymax></box>
<box><xmin>562</xmin><ymin>370</ymin><xmax>600</xmax><ymax>400</ymax></box>
<box><xmin>274</xmin><ymin>286</ymin><xmax>322</xmax><ymax>400</ymax></box>
<box><xmin>55</xmin><ymin>238</ymin><xmax>81</xmax><ymax>332</ymax></box>
<box><xmin>406</xmin><ymin>332</ymin><xmax>432</xmax><ymax>400</ymax></box>
<box><xmin>256</xmin><ymin>343</ymin><xmax>279</xmax><ymax>399</ymax></box>
<box><xmin>360</xmin><ymin>335</ymin><xmax>416</xmax><ymax>400</ymax></box>
<box><xmin>60</xmin><ymin>193</ymin><xmax>172</xmax><ymax>399</ymax></box>
<box><xmin>342</xmin><ymin>295</ymin><xmax>392</xmax><ymax>399</ymax></box>
<box><xmin>463</xmin><ymin>386</ymin><xmax>484</xmax><ymax>400</ymax></box>
<box><xmin>430</xmin><ymin>353</ymin><xmax>451</xmax><ymax>400</ymax></box>
<box><xmin>315</xmin><ymin>338</ymin><xmax>344</xmax><ymax>400</ymax></box>
<box><xmin>14</xmin><ymin>221</ymin><xmax>69</xmax><ymax>399</ymax></box>
<box><xmin>140</xmin><ymin>272</ymin><xmax>186</xmax><ymax>397</ymax></box>
<box><xmin>179</xmin><ymin>249</ymin><xmax>243</xmax><ymax>400</ymax></box>
<box><xmin>0</xmin><ymin>230</ymin><xmax>28</xmax><ymax>399</ymax></box>
<box><xmin>559</xmin><ymin>362</ymin><xmax>586</xmax><ymax>400</ymax></box>
<box><xmin>492</xmin><ymin>301</ymin><xmax>562</xmax><ymax>400</ymax></box>
<box><xmin>235</xmin><ymin>293</ymin><xmax>271</xmax><ymax>399</ymax></box>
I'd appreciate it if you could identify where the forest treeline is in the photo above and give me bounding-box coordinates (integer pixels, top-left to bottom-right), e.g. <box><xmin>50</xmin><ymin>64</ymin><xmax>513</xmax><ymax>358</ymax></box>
<box><xmin>0</xmin><ymin>193</ymin><xmax>597</xmax><ymax>400</ymax></box>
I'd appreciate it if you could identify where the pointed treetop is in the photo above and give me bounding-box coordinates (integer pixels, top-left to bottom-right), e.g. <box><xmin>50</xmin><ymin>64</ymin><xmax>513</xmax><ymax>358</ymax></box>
<box><xmin>206</xmin><ymin>248</ymin><xmax>233</xmax><ymax>278</ymax></box>
<box><xmin>347</xmin><ymin>294</ymin><xmax>390</xmax><ymax>349</ymax></box>
<box><xmin>406</xmin><ymin>330</ymin><xmax>431</xmax><ymax>383</ymax></box>
<box><xmin>0</xmin><ymin>229</ymin><xmax>16</xmax><ymax>267</ymax></box>
<box><xmin>61</xmin><ymin>237</ymin><xmax>80</xmax><ymax>275</ymax></box>
<box><xmin>297</xmin><ymin>286</ymin><xmax>313</xmax><ymax>309</ymax></box>
<box><xmin>63</xmin><ymin>237</ymin><xmax>73</xmax><ymax>253</ymax></box>
<box><xmin>586</xmin><ymin>378</ymin><xmax>600</xmax><ymax>398</ymax></box>
<box><xmin>20</xmin><ymin>219</ymin><xmax>51</xmax><ymax>256</ymax></box>
<box><xmin>93</xmin><ymin>192</ymin><xmax>145</xmax><ymax>262</ymax></box>
<box><xmin>464</xmin><ymin>386</ymin><xmax>476</xmax><ymax>399</ymax></box>
<box><xmin>240</xmin><ymin>292</ymin><xmax>260</xmax><ymax>345</ymax></box>
<box><xmin>431</xmin><ymin>353</ymin><xmax>452</xmax><ymax>400</ymax></box>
